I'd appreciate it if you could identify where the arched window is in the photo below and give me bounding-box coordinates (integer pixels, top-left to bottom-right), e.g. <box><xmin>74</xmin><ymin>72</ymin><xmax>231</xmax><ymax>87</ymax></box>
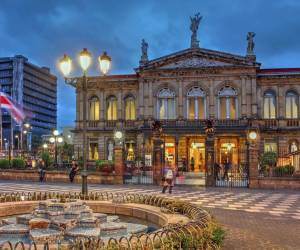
<box><xmin>125</xmin><ymin>96</ymin><xmax>136</xmax><ymax>120</ymax></box>
<box><xmin>290</xmin><ymin>140</ymin><xmax>298</xmax><ymax>153</ymax></box>
<box><xmin>218</xmin><ymin>86</ymin><xmax>238</xmax><ymax>119</ymax></box>
<box><xmin>286</xmin><ymin>91</ymin><xmax>298</xmax><ymax>119</ymax></box>
<box><xmin>263</xmin><ymin>90</ymin><xmax>276</xmax><ymax>119</ymax></box>
<box><xmin>157</xmin><ymin>88</ymin><xmax>176</xmax><ymax>119</ymax></box>
<box><xmin>89</xmin><ymin>96</ymin><xmax>100</xmax><ymax>121</ymax></box>
<box><xmin>187</xmin><ymin>87</ymin><xmax>206</xmax><ymax>119</ymax></box>
<box><xmin>107</xmin><ymin>96</ymin><xmax>117</xmax><ymax>120</ymax></box>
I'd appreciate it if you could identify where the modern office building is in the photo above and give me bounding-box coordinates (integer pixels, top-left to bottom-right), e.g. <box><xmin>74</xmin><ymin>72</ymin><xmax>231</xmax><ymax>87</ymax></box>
<box><xmin>0</xmin><ymin>55</ymin><xmax>57</xmax><ymax>149</ymax></box>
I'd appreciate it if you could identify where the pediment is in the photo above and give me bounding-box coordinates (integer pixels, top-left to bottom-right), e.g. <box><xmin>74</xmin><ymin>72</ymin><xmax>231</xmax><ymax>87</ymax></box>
<box><xmin>136</xmin><ymin>48</ymin><xmax>260</xmax><ymax>72</ymax></box>
<box><xmin>159</xmin><ymin>57</ymin><xmax>232</xmax><ymax>69</ymax></box>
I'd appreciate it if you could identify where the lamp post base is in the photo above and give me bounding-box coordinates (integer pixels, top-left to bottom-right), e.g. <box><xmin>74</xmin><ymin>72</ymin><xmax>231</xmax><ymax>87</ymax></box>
<box><xmin>81</xmin><ymin>170</ymin><xmax>88</xmax><ymax>195</ymax></box>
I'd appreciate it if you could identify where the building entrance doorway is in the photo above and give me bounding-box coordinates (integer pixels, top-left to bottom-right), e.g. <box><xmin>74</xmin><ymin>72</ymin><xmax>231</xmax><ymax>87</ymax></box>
<box><xmin>164</xmin><ymin>137</ymin><xmax>176</xmax><ymax>168</ymax></box>
<box><xmin>188</xmin><ymin>139</ymin><xmax>205</xmax><ymax>173</ymax></box>
<box><xmin>218</xmin><ymin>138</ymin><xmax>238</xmax><ymax>166</ymax></box>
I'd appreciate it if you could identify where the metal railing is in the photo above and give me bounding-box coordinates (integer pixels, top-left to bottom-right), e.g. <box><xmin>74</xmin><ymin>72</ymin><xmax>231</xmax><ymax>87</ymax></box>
<box><xmin>0</xmin><ymin>191</ymin><xmax>220</xmax><ymax>250</ymax></box>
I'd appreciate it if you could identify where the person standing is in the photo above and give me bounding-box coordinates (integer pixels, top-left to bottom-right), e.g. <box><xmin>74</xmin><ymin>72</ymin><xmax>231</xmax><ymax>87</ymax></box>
<box><xmin>190</xmin><ymin>157</ymin><xmax>195</xmax><ymax>172</ymax></box>
<box><xmin>69</xmin><ymin>160</ymin><xmax>79</xmax><ymax>183</ymax></box>
<box><xmin>223</xmin><ymin>160</ymin><xmax>230</xmax><ymax>181</ymax></box>
<box><xmin>38</xmin><ymin>160</ymin><xmax>46</xmax><ymax>182</ymax></box>
<box><xmin>214</xmin><ymin>162</ymin><xmax>221</xmax><ymax>180</ymax></box>
<box><xmin>162</xmin><ymin>164</ymin><xmax>175</xmax><ymax>194</ymax></box>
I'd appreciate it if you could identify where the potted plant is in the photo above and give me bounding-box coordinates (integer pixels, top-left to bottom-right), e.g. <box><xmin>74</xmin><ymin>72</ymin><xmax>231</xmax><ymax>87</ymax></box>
<box><xmin>95</xmin><ymin>160</ymin><xmax>114</xmax><ymax>174</ymax></box>
<box><xmin>260</xmin><ymin>152</ymin><xmax>277</xmax><ymax>177</ymax></box>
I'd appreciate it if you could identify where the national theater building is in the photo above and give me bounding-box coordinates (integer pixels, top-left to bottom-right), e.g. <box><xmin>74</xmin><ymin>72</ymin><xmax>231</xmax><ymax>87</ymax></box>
<box><xmin>73</xmin><ymin>15</ymin><xmax>300</xmax><ymax>187</ymax></box>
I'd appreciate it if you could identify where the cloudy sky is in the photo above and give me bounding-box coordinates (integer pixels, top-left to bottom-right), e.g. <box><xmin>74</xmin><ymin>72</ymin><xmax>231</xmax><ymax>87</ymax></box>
<box><xmin>1</xmin><ymin>0</ymin><xmax>300</xmax><ymax>128</ymax></box>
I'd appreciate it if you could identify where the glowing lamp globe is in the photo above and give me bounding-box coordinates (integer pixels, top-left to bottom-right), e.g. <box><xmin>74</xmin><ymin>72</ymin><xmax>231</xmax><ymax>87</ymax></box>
<box><xmin>59</xmin><ymin>54</ymin><xmax>72</xmax><ymax>77</ymax></box>
<box><xmin>79</xmin><ymin>48</ymin><xmax>92</xmax><ymax>71</ymax></box>
<box><xmin>57</xmin><ymin>137</ymin><xmax>63</xmax><ymax>143</ymax></box>
<box><xmin>98</xmin><ymin>51</ymin><xmax>111</xmax><ymax>75</ymax></box>
<box><xmin>53</xmin><ymin>130</ymin><xmax>59</xmax><ymax>136</ymax></box>
<box><xmin>249</xmin><ymin>131</ymin><xmax>257</xmax><ymax>140</ymax></box>
<box><xmin>49</xmin><ymin>137</ymin><xmax>55</xmax><ymax>143</ymax></box>
<box><xmin>114</xmin><ymin>131</ymin><xmax>123</xmax><ymax>140</ymax></box>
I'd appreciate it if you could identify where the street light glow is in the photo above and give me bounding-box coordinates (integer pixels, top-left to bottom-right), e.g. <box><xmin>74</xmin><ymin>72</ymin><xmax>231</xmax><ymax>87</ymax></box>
<box><xmin>43</xmin><ymin>143</ymin><xmax>48</xmax><ymax>149</ymax></box>
<box><xmin>49</xmin><ymin>137</ymin><xmax>55</xmax><ymax>143</ymax></box>
<box><xmin>249</xmin><ymin>131</ymin><xmax>257</xmax><ymax>140</ymax></box>
<box><xmin>53</xmin><ymin>130</ymin><xmax>59</xmax><ymax>136</ymax></box>
<box><xmin>59</xmin><ymin>54</ymin><xmax>72</xmax><ymax>77</ymax></box>
<box><xmin>114</xmin><ymin>131</ymin><xmax>123</xmax><ymax>140</ymax></box>
<box><xmin>24</xmin><ymin>123</ymin><xmax>30</xmax><ymax>128</ymax></box>
<box><xmin>79</xmin><ymin>48</ymin><xmax>92</xmax><ymax>71</ymax></box>
<box><xmin>57</xmin><ymin>137</ymin><xmax>63</xmax><ymax>143</ymax></box>
<box><xmin>98</xmin><ymin>51</ymin><xmax>112</xmax><ymax>75</ymax></box>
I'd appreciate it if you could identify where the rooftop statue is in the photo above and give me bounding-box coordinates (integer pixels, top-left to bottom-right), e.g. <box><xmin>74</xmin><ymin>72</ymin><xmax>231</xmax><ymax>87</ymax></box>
<box><xmin>140</xmin><ymin>39</ymin><xmax>148</xmax><ymax>65</ymax></box>
<box><xmin>247</xmin><ymin>32</ymin><xmax>256</xmax><ymax>56</ymax></box>
<box><xmin>190</xmin><ymin>13</ymin><xmax>202</xmax><ymax>48</ymax></box>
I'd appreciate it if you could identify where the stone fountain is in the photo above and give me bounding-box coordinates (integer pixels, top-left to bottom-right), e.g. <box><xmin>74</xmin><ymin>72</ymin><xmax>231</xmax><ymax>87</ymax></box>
<box><xmin>0</xmin><ymin>199</ymin><xmax>148</xmax><ymax>243</ymax></box>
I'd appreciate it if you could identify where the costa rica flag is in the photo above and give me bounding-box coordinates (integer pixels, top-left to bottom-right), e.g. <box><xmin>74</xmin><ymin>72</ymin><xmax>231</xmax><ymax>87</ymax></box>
<box><xmin>0</xmin><ymin>92</ymin><xmax>26</xmax><ymax>124</ymax></box>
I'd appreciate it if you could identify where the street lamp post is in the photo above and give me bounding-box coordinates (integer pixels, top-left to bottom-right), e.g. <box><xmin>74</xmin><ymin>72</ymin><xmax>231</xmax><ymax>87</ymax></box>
<box><xmin>59</xmin><ymin>49</ymin><xmax>112</xmax><ymax>195</ymax></box>
<box><xmin>50</xmin><ymin>130</ymin><xmax>63</xmax><ymax>167</ymax></box>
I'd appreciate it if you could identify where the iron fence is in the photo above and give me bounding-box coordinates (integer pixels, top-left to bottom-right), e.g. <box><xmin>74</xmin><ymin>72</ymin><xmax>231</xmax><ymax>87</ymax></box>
<box><xmin>259</xmin><ymin>148</ymin><xmax>300</xmax><ymax>178</ymax></box>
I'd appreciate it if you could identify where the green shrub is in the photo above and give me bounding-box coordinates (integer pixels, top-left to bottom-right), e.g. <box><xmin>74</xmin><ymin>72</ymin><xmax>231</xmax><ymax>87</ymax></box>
<box><xmin>95</xmin><ymin>160</ymin><xmax>114</xmax><ymax>169</ymax></box>
<box><xmin>11</xmin><ymin>158</ymin><xmax>25</xmax><ymax>169</ymax></box>
<box><xmin>273</xmin><ymin>165</ymin><xmax>295</xmax><ymax>176</ymax></box>
<box><xmin>284</xmin><ymin>165</ymin><xmax>295</xmax><ymax>175</ymax></box>
<box><xmin>0</xmin><ymin>159</ymin><xmax>10</xmax><ymax>169</ymax></box>
<box><xmin>40</xmin><ymin>152</ymin><xmax>53</xmax><ymax>168</ymax></box>
<box><xmin>212</xmin><ymin>224</ymin><xmax>226</xmax><ymax>245</ymax></box>
<box><xmin>260</xmin><ymin>151</ymin><xmax>277</xmax><ymax>168</ymax></box>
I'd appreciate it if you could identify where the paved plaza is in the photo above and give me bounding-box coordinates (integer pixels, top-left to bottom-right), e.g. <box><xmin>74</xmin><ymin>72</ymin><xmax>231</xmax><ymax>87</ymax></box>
<box><xmin>0</xmin><ymin>181</ymin><xmax>299</xmax><ymax>249</ymax></box>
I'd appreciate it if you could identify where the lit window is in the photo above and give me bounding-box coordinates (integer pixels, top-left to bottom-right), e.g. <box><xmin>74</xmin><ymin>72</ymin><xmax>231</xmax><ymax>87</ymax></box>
<box><xmin>107</xmin><ymin>96</ymin><xmax>117</xmax><ymax>120</ymax></box>
<box><xmin>286</xmin><ymin>91</ymin><xmax>298</xmax><ymax>119</ymax></box>
<box><xmin>264</xmin><ymin>142</ymin><xmax>277</xmax><ymax>153</ymax></box>
<box><xmin>187</xmin><ymin>87</ymin><xmax>206</xmax><ymax>119</ymax></box>
<box><xmin>89</xmin><ymin>96</ymin><xmax>100</xmax><ymax>121</ymax></box>
<box><xmin>89</xmin><ymin>143</ymin><xmax>99</xmax><ymax>160</ymax></box>
<box><xmin>157</xmin><ymin>88</ymin><xmax>176</xmax><ymax>119</ymax></box>
<box><xmin>218</xmin><ymin>86</ymin><xmax>237</xmax><ymax>119</ymax></box>
<box><xmin>125</xmin><ymin>96</ymin><xmax>136</xmax><ymax>120</ymax></box>
<box><xmin>263</xmin><ymin>91</ymin><xmax>276</xmax><ymax>119</ymax></box>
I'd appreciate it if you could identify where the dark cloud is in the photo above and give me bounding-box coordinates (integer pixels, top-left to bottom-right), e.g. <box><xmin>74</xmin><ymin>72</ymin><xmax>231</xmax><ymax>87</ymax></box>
<box><xmin>0</xmin><ymin>0</ymin><xmax>300</xmax><ymax>128</ymax></box>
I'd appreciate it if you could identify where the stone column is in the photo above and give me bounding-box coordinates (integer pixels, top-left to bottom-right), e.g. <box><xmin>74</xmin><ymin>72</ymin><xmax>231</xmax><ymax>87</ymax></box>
<box><xmin>178</xmin><ymin>79</ymin><xmax>183</xmax><ymax>118</ymax></box>
<box><xmin>248</xmin><ymin>136</ymin><xmax>260</xmax><ymax>188</ymax></box>
<box><xmin>251</xmin><ymin>77</ymin><xmax>258</xmax><ymax>117</ymax></box>
<box><xmin>241</xmin><ymin>76</ymin><xmax>247</xmax><ymax>117</ymax></box>
<box><xmin>138</xmin><ymin>79</ymin><xmax>144</xmax><ymax>119</ymax></box>
<box><xmin>117</xmin><ymin>91</ymin><xmax>122</xmax><ymax>120</ymax></box>
<box><xmin>148</xmin><ymin>80</ymin><xmax>154</xmax><ymax>118</ymax></box>
<box><xmin>205</xmin><ymin>132</ymin><xmax>215</xmax><ymax>186</ymax></box>
<box><xmin>209</xmin><ymin>79</ymin><xmax>215</xmax><ymax>119</ymax></box>
<box><xmin>153</xmin><ymin>131</ymin><xmax>163</xmax><ymax>185</ymax></box>
<box><xmin>175</xmin><ymin>136</ymin><xmax>179</xmax><ymax>168</ymax></box>
<box><xmin>114</xmin><ymin>145</ymin><xmax>124</xmax><ymax>184</ymax></box>
<box><xmin>278</xmin><ymin>85</ymin><xmax>284</xmax><ymax>119</ymax></box>
<box><xmin>100</xmin><ymin>90</ymin><xmax>104</xmax><ymax>120</ymax></box>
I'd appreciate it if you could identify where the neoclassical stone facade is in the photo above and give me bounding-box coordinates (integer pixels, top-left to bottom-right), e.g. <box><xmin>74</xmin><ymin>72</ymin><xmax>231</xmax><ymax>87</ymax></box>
<box><xmin>73</xmin><ymin>18</ymin><xmax>300</xmax><ymax>184</ymax></box>
<box><xmin>73</xmin><ymin>47</ymin><xmax>300</xmax><ymax>169</ymax></box>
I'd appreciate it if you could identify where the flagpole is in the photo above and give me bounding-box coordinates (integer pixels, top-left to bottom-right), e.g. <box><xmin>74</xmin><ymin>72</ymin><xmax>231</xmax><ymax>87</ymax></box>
<box><xmin>0</xmin><ymin>93</ymin><xmax>2</xmax><ymax>154</ymax></box>
<box><xmin>10</xmin><ymin>117</ymin><xmax>13</xmax><ymax>160</ymax></box>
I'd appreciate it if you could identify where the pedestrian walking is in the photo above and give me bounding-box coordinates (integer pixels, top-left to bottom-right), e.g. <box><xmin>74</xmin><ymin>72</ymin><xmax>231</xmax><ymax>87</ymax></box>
<box><xmin>214</xmin><ymin>162</ymin><xmax>221</xmax><ymax>180</ymax></box>
<box><xmin>162</xmin><ymin>164</ymin><xmax>175</xmax><ymax>194</ymax></box>
<box><xmin>38</xmin><ymin>160</ymin><xmax>46</xmax><ymax>182</ymax></box>
<box><xmin>190</xmin><ymin>157</ymin><xmax>195</xmax><ymax>172</ymax></box>
<box><xmin>223</xmin><ymin>160</ymin><xmax>231</xmax><ymax>181</ymax></box>
<box><xmin>69</xmin><ymin>160</ymin><xmax>79</xmax><ymax>183</ymax></box>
